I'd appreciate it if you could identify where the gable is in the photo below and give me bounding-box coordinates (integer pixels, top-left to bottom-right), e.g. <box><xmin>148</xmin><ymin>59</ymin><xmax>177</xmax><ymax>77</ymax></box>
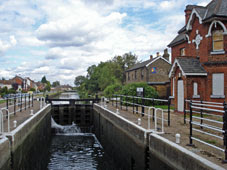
<box><xmin>146</xmin><ymin>56</ymin><xmax>171</xmax><ymax>67</ymax></box>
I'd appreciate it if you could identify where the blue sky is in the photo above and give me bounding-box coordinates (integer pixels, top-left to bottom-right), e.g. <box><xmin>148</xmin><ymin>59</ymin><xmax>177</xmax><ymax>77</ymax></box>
<box><xmin>0</xmin><ymin>0</ymin><xmax>210</xmax><ymax>85</ymax></box>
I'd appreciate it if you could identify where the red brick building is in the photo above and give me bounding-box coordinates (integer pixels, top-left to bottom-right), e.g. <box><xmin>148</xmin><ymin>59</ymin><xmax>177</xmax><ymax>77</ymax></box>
<box><xmin>168</xmin><ymin>0</ymin><xmax>227</xmax><ymax>112</ymax></box>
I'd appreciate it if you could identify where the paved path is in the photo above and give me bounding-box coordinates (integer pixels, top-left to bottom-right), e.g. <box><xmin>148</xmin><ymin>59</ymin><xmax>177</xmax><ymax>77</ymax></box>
<box><xmin>0</xmin><ymin>100</ymin><xmax>43</xmax><ymax>133</ymax></box>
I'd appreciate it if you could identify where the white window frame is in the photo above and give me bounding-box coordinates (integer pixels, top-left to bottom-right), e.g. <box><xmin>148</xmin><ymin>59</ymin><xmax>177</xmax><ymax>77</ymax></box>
<box><xmin>211</xmin><ymin>73</ymin><xmax>225</xmax><ymax>98</ymax></box>
<box><xmin>193</xmin><ymin>82</ymin><xmax>200</xmax><ymax>98</ymax></box>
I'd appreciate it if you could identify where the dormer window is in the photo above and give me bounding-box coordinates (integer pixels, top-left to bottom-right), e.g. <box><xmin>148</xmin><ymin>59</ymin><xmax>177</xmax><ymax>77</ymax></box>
<box><xmin>212</xmin><ymin>30</ymin><xmax>223</xmax><ymax>51</ymax></box>
<box><xmin>180</xmin><ymin>48</ymin><xmax>186</xmax><ymax>56</ymax></box>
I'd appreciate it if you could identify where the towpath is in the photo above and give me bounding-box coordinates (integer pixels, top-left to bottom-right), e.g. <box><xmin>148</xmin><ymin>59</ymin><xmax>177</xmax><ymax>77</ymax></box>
<box><xmin>104</xmin><ymin>102</ymin><xmax>227</xmax><ymax>169</ymax></box>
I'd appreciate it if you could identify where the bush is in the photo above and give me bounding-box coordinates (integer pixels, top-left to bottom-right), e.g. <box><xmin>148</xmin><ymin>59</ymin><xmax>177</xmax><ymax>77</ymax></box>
<box><xmin>120</xmin><ymin>82</ymin><xmax>159</xmax><ymax>105</ymax></box>
<box><xmin>104</xmin><ymin>84</ymin><xmax>122</xmax><ymax>98</ymax></box>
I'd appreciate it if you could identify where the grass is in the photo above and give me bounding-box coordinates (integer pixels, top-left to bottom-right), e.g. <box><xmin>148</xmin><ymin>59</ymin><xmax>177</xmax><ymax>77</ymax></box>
<box><xmin>204</xmin><ymin>139</ymin><xmax>216</xmax><ymax>145</ymax></box>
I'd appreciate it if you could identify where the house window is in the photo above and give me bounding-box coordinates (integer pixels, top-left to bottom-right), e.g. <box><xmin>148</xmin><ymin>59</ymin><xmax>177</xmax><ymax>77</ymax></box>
<box><xmin>180</xmin><ymin>48</ymin><xmax>186</xmax><ymax>56</ymax></box>
<box><xmin>135</xmin><ymin>70</ymin><xmax>137</xmax><ymax>79</ymax></box>
<box><xmin>212</xmin><ymin>30</ymin><xmax>223</xmax><ymax>51</ymax></box>
<box><xmin>211</xmin><ymin>73</ymin><xmax>224</xmax><ymax>98</ymax></box>
<box><xmin>193</xmin><ymin>82</ymin><xmax>200</xmax><ymax>98</ymax></box>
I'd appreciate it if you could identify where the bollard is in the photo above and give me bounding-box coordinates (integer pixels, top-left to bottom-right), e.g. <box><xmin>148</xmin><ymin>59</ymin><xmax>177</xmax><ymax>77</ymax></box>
<box><xmin>30</xmin><ymin>110</ymin><xmax>34</xmax><ymax>115</ymax></box>
<box><xmin>138</xmin><ymin>118</ymin><xmax>141</xmax><ymax>126</ymax></box>
<box><xmin>116</xmin><ymin>109</ymin><xmax>119</xmax><ymax>114</ymax></box>
<box><xmin>13</xmin><ymin>120</ymin><xmax>17</xmax><ymax>128</ymax></box>
<box><xmin>176</xmin><ymin>133</ymin><xmax>181</xmax><ymax>144</ymax></box>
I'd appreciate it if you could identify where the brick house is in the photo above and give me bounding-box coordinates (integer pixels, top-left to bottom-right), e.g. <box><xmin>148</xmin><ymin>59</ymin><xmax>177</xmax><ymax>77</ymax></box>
<box><xmin>168</xmin><ymin>0</ymin><xmax>227</xmax><ymax>112</ymax></box>
<box><xmin>11</xmin><ymin>76</ymin><xmax>24</xmax><ymax>91</ymax></box>
<box><xmin>125</xmin><ymin>49</ymin><xmax>171</xmax><ymax>98</ymax></box>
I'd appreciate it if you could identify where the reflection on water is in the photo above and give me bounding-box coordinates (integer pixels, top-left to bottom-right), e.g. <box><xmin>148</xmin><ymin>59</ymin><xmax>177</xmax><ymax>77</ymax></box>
<box><xmin>59</xmin><ymin>92</ymin><xmax>79</xmax><ymax>99</ymax></box>
<box><xmin>47</xmin><ymin>134</ymin><xmax>115</xmax><ymax>170</ymax></box>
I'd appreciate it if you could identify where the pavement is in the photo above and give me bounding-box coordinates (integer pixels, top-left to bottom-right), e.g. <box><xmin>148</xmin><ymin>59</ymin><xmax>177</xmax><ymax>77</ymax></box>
<box><xmin>0</xmin><ymin>99</ymin><xmax>42</xmax><ymax>133</ymax></box>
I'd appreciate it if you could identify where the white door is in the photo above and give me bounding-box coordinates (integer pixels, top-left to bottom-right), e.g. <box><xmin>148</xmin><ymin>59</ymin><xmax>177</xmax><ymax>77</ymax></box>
<box><xmin>177</xmin><ymin>80</ymin><xmax>184</xmax><ymax>112</ymax></box>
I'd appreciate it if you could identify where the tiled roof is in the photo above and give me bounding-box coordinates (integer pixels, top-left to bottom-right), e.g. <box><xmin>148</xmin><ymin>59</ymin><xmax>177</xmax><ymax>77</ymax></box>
<box><xmin>126</xmin><ymin>59</ymin><xmax>152</xmax><ymax>72</ymax></box>
<box><xmin>169</xmin><ymin>58</ymin><xmax>207</xmax><ymax>77</ymax></box>
<box><xmin>177</xmin><ymin>58</ymin><xmax>207</xmax><ymax>74</ymax></box>
<box><xmin>168</xmin><ymin>33</ymin><xmax>187</xmax><ymax>47</ymax></box>
<box><xmin>204</xmin><ymin>0</ymin><xmax>227</xmax><ymax>20</ymax></box>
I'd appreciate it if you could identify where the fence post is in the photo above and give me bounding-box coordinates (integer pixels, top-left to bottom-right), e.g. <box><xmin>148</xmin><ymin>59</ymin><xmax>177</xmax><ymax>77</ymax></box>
<box><xmin>25</xmin><ymin>94</ymin><xmax>26</xmax><ymax>110</ymax></box>
<box><xmin>223</xmin><ymin>102</ymin><xmax>227</xmax><ymax>162</ymax></box>
<box><xmin>200</xmin><ymin>100</ymin><xmax>203</xmax><ymax>129</ymax></box>
<box><xmin>29</xmin><ymin>94</ymin><xmax>31</xmax><ymax>108</ymax></box>
<box><xmin>133</xmin><ymin>96</ymin><xmax>135</xmax><ymax>114</ymax></box>
<box><xmin>120</xmin><ymin>96</ymin><xmax>122</xmax><ymax>110</ymax></box>
<box><xmin>168</xmin><ymin>97</ymin><xmax>171</xmax><ymax>126</ymax></box>
<box><xmin>184</xmin><ymin>99</ymin><xmax>186</xmax><ymax>124</ymax></box>
<box><xmin>142</xmin><ymin>97</ymin><xmax>144</xmax><ymax>117</ymax></box>
<box><xmin>32</xmin><ymin>94</ymin><xmax>34</xmax><ymax>107</ymax></box>
<box><xmin>14</xmin><ymin>97</ymin><xmax>16</xmax><ymax>115</ymax></box>
<box><xmin>20</xmin><ymin>95</ymin><xmax>22</xmax><ymax>112</ymax></box>
<box><xmin>126</xmin><ymin>96</ymin><xmax>128</xmax><ymax>111</ymax></box>
<box><xmin>116</xmin><ymin>95</ymin><xmax>118</xmax><ymax>108</ymax></box>
<box><xmin>136</xmin><ymin>97</ymin><xmax>138</xmax><ymax>114</ymax></box>
<box><xmin>152</xmin><ymin>99</ymin><xmax>155</xmax><ymax>121</ymax></box>
<box><xmin>6</xmin><ymin>97</ymin><xmax>8</xmax><ymax>110</ymax></box>
<box><xmin>189</xmin><ymin>100</ymin><xmax>193</xmax><ymax>145</ymax></box>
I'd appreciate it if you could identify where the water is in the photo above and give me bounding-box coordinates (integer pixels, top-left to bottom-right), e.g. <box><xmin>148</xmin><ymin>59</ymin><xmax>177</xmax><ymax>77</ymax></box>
<box><xmin>47</xmin><ymin>92</ymin><xmax>117</xmax><ymax>170</ymax></box>
<box><xmin>47</xmin><ymin>134</ymin><xmax>114</xmax><ymax>170</ymax></box>
<box><xmin>48</xmin><ymin>119</ymin><xmax>115</xmax><ymax>170</ymax></box>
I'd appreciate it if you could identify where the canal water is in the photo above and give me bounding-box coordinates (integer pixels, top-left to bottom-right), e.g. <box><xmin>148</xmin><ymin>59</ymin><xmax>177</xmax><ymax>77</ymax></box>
<box><xmin>47</xmin><ymin>92</ymin><xmax>116</xmax><ymax>170</ymax></box>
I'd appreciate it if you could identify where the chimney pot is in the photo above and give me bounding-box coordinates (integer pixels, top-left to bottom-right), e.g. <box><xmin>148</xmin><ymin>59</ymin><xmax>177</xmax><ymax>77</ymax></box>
<box><xmin>156</xmin><ymin>52</ymin><xmax>160</xmax><ymax>57</ymax></box>
<box><xmin>150</xmin><ymin>55</ymin><xmax>153</xmax><ymax>60</ymax></box>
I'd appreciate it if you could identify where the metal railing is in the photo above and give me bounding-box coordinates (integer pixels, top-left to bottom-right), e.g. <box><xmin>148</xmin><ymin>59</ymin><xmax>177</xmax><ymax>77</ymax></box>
<box><xmin>184</xmin><ymin>99</ymin><xmax>223</xmax><ymax>124</ymax></box>
<box><xmin>0</xmin><ymin>93</ymin><xmax>44</xmax><ymax>134</ymax></box>
<box><xmin>188</xmin><ymin>100</ymin><xmax>227</xmax><ymax>161</ymax></box>
<box><xmin>0</xmin><ymin>93</ymin><xmax>34</xmax><ymax>116</ymax></box>
<box><xmin>111</xmin><ymin>94</ymin><xmax>171</xmax><ymax>126</ymax></box>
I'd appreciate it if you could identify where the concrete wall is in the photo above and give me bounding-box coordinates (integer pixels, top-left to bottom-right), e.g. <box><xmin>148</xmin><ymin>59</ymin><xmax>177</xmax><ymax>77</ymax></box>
<box><xmin>94</xmin><ymin>104</ymin><xmax>151</xmax><ymax>170</ymax></box>
<box><xmin>0</xmin><ymin>105</ymin><xmax>51</xmax><ymax>170</ymax></box>
<box><xmin>94</xmin><ymin>104</ymin><xmax>224</xmax><ymax>170</ymax></box>
<box><xmin>0</xmin><ymin>137</ymin><xmax>11</xmax><ymax>170</ymax></box>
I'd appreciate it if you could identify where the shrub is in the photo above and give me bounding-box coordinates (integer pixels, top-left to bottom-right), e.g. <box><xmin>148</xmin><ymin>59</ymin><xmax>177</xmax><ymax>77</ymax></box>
<box><xmin>104</xmin><ymin>84</ymin><xmax>122</xmax><ymax>98</ymax></box>
<box><xmin>120</xmin><ymin>82</ymin><xmax>159</xmax><ymax>105</ymax></box>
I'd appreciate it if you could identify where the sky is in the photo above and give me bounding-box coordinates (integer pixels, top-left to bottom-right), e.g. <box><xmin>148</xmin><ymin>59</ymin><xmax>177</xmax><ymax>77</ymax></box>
<box><xmin>0</xmin><ymin>0</ymin><xmax>210</xmax><ymax>85</ymax></box>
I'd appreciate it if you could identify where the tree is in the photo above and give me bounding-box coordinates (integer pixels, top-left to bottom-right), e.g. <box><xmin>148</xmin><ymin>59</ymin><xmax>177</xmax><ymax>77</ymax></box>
<box><xmin>74</xmin><ymin>76</ymin><xmax>86</xmax><ymax>87</ymax></box>
<box><xmin>52</xmin><ymin>81</ymin><xmax>60</xmax><ymax>87</ymax></box>
<box><xmin>112</xmin><ymin>52</ymin><xmax>138</xmax><ymax>83</ymax></box>
<box><xmin>41</xmin><ymin>76</ymin><xmax>47</xmax><ymax>84</ymax></box>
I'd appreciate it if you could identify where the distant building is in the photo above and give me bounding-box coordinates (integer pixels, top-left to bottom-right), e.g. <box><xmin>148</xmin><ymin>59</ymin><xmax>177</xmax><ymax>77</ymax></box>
<box><xmin>168</xmin><ymin>0</ymin><xmax>227</xmax><ymax>112</ymax></box>
<box><xmin>125</xmin><ymin>49</ymin><xmax>171</xmax><ymax>98</ymax></box>
<box><xmin>0</xmin><ymin>80</ymin><xmax>12</xmax><ymax>89</ymax></box>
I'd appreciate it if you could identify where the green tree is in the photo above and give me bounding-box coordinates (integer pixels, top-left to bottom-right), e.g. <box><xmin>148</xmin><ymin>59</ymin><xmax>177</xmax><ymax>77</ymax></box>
<box><xmin>52</xmin><ymin>81</ymin><xmax>60</xmax><ymax>87</ymax></box>
<box><xmin>74</xmin><ymin>76</ymin><xmax>86</xmax><ymax>87</ymax></box>
<box><xmin>41</xmin><ymin>76</ymin><xmax>47</xmax><ymax>84</ymax></box>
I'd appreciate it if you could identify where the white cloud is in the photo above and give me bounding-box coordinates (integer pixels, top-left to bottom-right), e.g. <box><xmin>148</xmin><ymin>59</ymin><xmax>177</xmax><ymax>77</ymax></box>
<box><xmin>0</xmin><ymin>0</ymin><xmax>209</xmax><ymax>85</ymax></box>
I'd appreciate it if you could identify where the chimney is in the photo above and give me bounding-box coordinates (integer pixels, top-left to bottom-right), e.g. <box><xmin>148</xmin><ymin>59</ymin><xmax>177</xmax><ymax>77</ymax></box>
<box><xmin>162</xmin><ymin>48</ymin><xmax>170</xmax><ymax>62</ymax></box>
<box><xmin>156</xmin><ymin>52</ymin><xmax>160</xmax><ymax>57</ymax></box>
<box><xmin>185</xmin><ymin>5</ymin><xmax>194</xmax><ymax>25</ymax></box>
<box><xmin>150</xmin><ymin>55</ymin><xmax>153</xmax><ymax>60</ymax></box>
